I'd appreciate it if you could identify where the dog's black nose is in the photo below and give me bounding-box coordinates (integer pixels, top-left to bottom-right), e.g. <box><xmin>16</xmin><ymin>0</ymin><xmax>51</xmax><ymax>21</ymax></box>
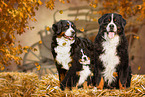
<box><xmin>109</xmin><ymin>24</ymin><xmax>114</xmax><ymax>31</ymax></box>
<box><xmin>109</xmin><ymin>24</ymin><xmax>114</xmax><ymax>28</ymax></box>
<box><xmin>71</xmin><ymin>30</ymin><xmax>75</xmax><ymax>33</ymax></box>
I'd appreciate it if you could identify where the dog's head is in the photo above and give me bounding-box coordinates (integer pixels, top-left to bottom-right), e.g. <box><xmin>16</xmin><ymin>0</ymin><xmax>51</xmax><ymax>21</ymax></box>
<box><xmin>52</xmin><ymin>20</ymin><xmax>76</xmax><ymax>40</ymax></box>
<box><xmin>98</xmin><ymin>13</ymin><xmax>126</xmax><ymax>39</ymax></box>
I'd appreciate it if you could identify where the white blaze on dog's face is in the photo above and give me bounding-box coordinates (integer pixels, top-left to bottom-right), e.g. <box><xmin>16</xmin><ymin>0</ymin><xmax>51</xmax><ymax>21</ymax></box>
<box><xmin>65</xmin><ymin>21</ymin><xmax>75</xmax><ymax>37</ymax></box>
<box><xmin>106</xmin><ymin>14</ymin><xmax>117</xmax><ymax>39</ymax></box>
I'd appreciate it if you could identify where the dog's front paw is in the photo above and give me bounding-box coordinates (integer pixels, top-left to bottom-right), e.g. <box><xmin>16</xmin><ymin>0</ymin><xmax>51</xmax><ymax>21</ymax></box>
<box><xmin>60</xmin><ymin>83</ymin><xmax>65</xmax><ymax>91</ymax></box>
<box><xmin>119</xmin><ymin>79</ymin><xmax>126</xmax><ymax>89</ymax></box>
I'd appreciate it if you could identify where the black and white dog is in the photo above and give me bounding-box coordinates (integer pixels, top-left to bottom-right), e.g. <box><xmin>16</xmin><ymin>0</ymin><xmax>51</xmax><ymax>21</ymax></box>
<box><xmin>93</xmin><ymin>13</ymin><xmax>132</xmax><ymax>89</ymax></box>
<box><xmin>51</xmin><ymin>20</ymin><xmax>94</xmax><ymax>90</ymax></box>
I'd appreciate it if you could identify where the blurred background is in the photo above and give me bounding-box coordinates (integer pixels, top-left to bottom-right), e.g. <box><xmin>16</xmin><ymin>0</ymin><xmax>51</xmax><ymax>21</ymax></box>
<box><xmin>1</xmin><ymin>0</ymin><xmax>145</xmax><ymax>75</ymax></box>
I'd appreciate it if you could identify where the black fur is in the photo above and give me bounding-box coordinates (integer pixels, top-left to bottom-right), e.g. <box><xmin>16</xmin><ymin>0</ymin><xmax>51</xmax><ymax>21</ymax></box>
<box><xmin>93</xmin><ymin>13</ymin><xmax>132</xmax><ymax>89</ymax></box>
<box><xmin>51</xmin><ymin>20</ymin><xmax>94</xmax><ymax>90</ymax></box>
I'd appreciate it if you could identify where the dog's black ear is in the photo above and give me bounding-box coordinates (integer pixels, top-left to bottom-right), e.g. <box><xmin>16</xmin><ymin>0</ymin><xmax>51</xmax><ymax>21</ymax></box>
<box><xmin>122</xmin><ymin>18</ymin><xmax>126</xmax><ymax>27</ymax></box>
<box><xmin>52</xmin><ymin>24</ymin><xmax>57</xmax><ymax>33</ymax></box>
<box><xmin>118</xmin><ymin>14</ymin><xmax>126</xmax><ymax>27</ymax></box>
<box><xmin>98</xmin><ymin>13</ymin><xmax>109</xmax><ymax>24</ymax></box>
<box><xmin>52</xmin><ymin>21</ymin><xmax>62</xmax><ymax>34</ymax></box>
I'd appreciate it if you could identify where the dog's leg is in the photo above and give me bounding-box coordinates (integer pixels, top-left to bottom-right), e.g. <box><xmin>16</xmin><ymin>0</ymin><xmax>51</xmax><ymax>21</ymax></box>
<box><xmin>126</xmin><ymin>66</ymin><xmax>132</xmax><ymax>87</ymax></box>
<box><xmin>96</xmin><ymin>76</ymin><xmax>104</xmax><ymax>89</ymax></box>
<box><xmin>119</xmin><ymin>66</ymin><xmax>129</xmax><ymax>89</ymax></box>
<box><xmin>119</xmin><ymin>79</ymin><xmax>125</xmax><ymax>89</ymax></box>
<box><xmin>58</xmin><ymin>68</ymin><xmax>67</xmax><ymax>82</ymax></box>
<box><xmin>60</xmin><ymin>66</ymin><xmax>77</xmax><ymax>90</ymax></box>
<box><xmin>83</xmin><ymin>81</ymin><xmax>88</xmax><ymax>89</ymax></box>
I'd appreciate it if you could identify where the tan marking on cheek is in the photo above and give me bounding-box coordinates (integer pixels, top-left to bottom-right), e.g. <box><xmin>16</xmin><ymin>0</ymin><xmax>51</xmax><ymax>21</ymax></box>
<box><xmin>58</xmin><ymin>32</ymin><xmax>65</xmax><ymax>38</ymax></box>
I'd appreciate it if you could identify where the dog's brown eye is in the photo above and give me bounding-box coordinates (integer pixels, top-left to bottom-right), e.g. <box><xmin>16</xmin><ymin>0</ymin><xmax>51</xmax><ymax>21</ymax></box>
<box><xmin>72</xmin><ymin>25</ymin><xmax>73</xmax><ymax>27</ymax></box>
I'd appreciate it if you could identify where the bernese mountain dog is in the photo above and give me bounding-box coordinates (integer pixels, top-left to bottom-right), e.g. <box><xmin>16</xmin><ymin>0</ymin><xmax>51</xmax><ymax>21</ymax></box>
<box><xmin>93</xmin><ymin>13</ymin><xmax>132</xmax><ymax>89</ymax></box>
<box><xmin>51</xmin><ymin>20</ymin><xmax>94</xmax><ymax>90</ymax></box>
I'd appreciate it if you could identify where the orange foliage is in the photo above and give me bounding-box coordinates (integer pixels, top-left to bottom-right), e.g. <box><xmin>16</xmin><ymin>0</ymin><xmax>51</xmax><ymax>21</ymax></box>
<box><xmin>0</xmin><ymin>0</ymin><xmax>42</xmax><ymax>70</ymax></box>
<box><xmin>90</xmin><ymin>0</ymin><xmax>145</xmax><ymax>20</ymax></box>
<box><xmin>0</xmin><ymin>0</ymin><xmax>70</xmax><ymax>71</ymax></box>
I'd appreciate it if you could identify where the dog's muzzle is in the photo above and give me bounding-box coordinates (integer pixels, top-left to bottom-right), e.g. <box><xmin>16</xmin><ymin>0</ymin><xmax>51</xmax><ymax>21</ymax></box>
<box><xmin>107</xmin><ymin>24</ymin><xmax>117</xmax><ymax>39</ymax></box>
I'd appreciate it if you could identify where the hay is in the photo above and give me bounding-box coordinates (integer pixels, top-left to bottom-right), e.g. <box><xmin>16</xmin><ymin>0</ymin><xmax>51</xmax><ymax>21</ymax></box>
<box><xmin>0</xmin><ymin>72</ymin><xmax>39</xmax><ymax>96</ymax></box>
<box><xmin>0</xmin><ymin>72</ymin><xmax>144</xmax><ymax>97</ymax></box>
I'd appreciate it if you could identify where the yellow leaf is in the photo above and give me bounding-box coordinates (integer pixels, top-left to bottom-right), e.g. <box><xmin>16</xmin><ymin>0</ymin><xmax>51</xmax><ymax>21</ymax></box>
<box><xmin>23</xmin><ymin>46</ymin><xmax>29</xmax><ymax>49</ymax></box>
<box><xmin>35</xmin><ymin>62</ymin><xmax>39</xmax><ymax>66</ymax></box>
<box><xmin>67</xmin><ymin>0</ymin><xmax>70</xmax><ymax>3</ymax></box>
<box><xmin>0</xmin><ymin>66</ymin><xmax>5</xmax><ymax>71</ymax></box>
<box><xmin>36</xmin><ymin>65</ymin><xmax>41</xmax><ymax>70</ymax></box>
<box><xmin>46</xmin><ymin>26</ymin><xmax>50</xmax><ymax>31</ymax></box>
<box><xmin>38</xmin><ymin>0</ymin><xmax>43</xmax><ymax>5</ymax></box>
<box><xmin>0</xmin><ymin>8</ymin><xmax>2</xmax><ymax>12</ymax></box>
<box><xmin>39</xmin><ymin>40</ymin><xmax>42</xmax><ymax>44</ymax></box>
<box><xmin>75</xmin><ymin>18</ymin><xmax>79</xmax><ymax>21</ymax></box>
<box><xmin>138</xmin><ymin>66</ymin><xmax>141</xmax><ymax>70</ymax></box>
<box><xmin>59</xmin><ymin>10</ymin><xmax>63</xmax><ymax>14</ymax></box>
<box><xmin>136</xmin><ymin>36</ymin><xmax>139</xmax><ymax>40</ymax></box>
<box><xmin>93</xmin><ymin>18</ymin><xmax>97</xmax><ymax>21</ymax></box>
<box><xmin>93</xmin><ymin>4</ymin><xmax>97</xmax><ymax>8</ymax></box>
<box><xmin>34</xmin><ymin>48</ymin><xmax>37</xmax><ymax>51</ymax></box>
<box><xmin>134</xmin><ymin>36</ymin><xmax>139</xmax><ymax>39</ymax></box>
<box><xmin>24</xmin><ymin>50</ymin><xmax>28</xmax><ymax>53</ymax></box>
<box><xmin>20</xmin><ymin>12</ymin><xmax>23</xmax><ymax>18</ymax></box>
<box><xmin>138</xmin><ymin>5</ymin><xmax>142</xmax><ymax>9</ymax></box>
<box><xmin>33</xmin><ymin>18</ymin><xmax>37</xmax><ymax>21</ymax></box>
<box><xmin>80</xmin><ymin>28</ymin><xmax>84</xmax><ymax>32</ymax></box>
<box><xmin>59</xmin><ymin>0</ymin><xmax>65</xmax><ymax>3</ymax></box>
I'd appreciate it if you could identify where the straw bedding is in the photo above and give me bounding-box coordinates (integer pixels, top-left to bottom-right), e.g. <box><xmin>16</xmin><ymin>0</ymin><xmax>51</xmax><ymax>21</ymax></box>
<box><xmin>0</xmin><ymin>72</ymin><xmax>144</xmax><ymax>97</ymax></box>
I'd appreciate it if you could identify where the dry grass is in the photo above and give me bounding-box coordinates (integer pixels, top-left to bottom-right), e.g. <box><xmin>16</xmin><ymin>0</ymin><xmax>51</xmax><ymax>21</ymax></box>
<box><xmin>0</xmin><ymin>72</ymin><xmax>144</xmax><ymax>97</ymax></box>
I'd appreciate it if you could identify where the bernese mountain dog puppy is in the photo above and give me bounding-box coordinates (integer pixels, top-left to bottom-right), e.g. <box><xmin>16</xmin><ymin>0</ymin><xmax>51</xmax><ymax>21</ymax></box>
<box><xmin>93</xmin><ymin>13</ymin><xmax>132</xmax><ymax>89</ymax></box>
<box><xmin>51</xmin><ymin>20</ymin><xmax>94</xmax><ymax>90</ymax></box>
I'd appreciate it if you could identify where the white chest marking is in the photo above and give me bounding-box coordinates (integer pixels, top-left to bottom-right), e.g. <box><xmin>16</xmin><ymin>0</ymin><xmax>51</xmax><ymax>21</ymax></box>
<box><xmin>54</xmin><ymin>37</ymin><xmax>75</xmax><ymax>70</ymax></box>
<box><xmin>78</xmin><ymin>49</ymin><xmax>91</xmax><ymax>86</ymax></box>
<box><xmin>99</xmin><ymin>33</ymin><xmax>120</xmax><ymax>85</ymax></box>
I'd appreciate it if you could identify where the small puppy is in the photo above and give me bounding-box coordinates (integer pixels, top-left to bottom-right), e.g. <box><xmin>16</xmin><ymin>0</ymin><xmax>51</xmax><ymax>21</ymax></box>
<box><xmin>93</xmin><ymin>13</ymin><xmax>132</xmax><ymax>89</ymax></box>
<box><xmin>51</xmin><ymin>20</ymin><xmax>94</xmax><ymax>90</ymax></box>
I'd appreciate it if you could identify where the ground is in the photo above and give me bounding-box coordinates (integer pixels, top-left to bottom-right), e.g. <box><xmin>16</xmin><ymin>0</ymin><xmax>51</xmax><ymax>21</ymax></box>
<box><xmin>0</xmin><ymin>72</ymin><xmax>144</xmax><ymax>96</ymax></box>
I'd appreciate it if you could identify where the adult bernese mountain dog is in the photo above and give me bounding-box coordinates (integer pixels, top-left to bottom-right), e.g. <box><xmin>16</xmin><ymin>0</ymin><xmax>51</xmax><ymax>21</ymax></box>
<box><xmin>93</xmin><ymin>13</ymin><xmax>132</xmax><ymax>89</ymax></box>
<box><xmin>51</xmin><ymin>20</ymin><xmax>94</xmax><ymax>90</ymax></box>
